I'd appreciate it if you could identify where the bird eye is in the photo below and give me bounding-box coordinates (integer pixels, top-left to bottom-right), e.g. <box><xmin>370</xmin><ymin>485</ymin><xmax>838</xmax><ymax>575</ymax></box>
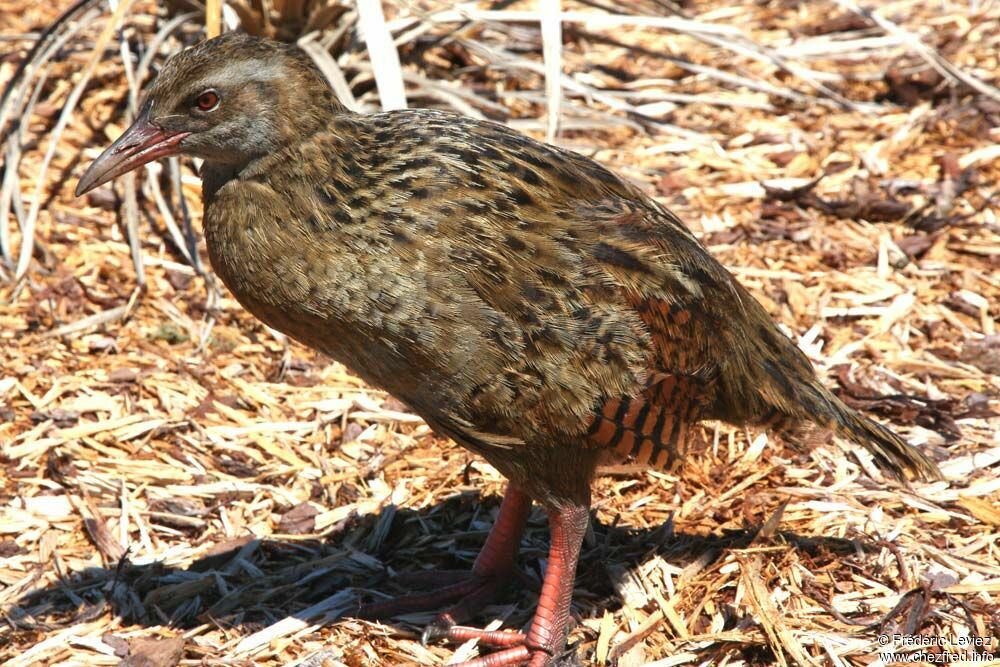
<box><xmin>195</xmin><ymin>89</ymin><xmax>219</xmax><ymax>111</ymax></box>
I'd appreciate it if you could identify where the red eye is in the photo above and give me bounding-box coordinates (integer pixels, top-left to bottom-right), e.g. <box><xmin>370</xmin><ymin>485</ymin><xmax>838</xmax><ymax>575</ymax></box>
<box><xmin>196</xmin><ymin>90</ymin><xmax>219</xmax><ymax>111</ymax></box>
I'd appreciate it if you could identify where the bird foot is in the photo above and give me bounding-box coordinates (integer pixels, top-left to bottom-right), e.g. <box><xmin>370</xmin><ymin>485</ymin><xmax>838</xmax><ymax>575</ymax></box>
<box><xmin>423</xmin><ymin>623</ymin><xmax>554</xmax><ymax>667</ymax></box>
<box><xmin>427</xmin><ymin>625</ymin><xmax>555</xmax><ymax>667</ymax></box>
<box><xmin>356</xmin><ymin>569</ymin><xmax>514</xmax><ymax>625</ymax></box>
<box><xmin>448</xmin><ymin>645</ymin><xmax>549</xmax><ymax>667</ymax></box>
<box><xmin>356</xmin><ymin>486</ymin><xmax>557</xmax><ymax>665</ymax></box>
<box><xmin>358</xmin><ymin>570</ymin><xmax>555</xmax><ymax>665</ymax></box>
<box><xmin>429</xmin><ymin>503</ymin><xmax>592</xmax><ymax>667</ymax></box>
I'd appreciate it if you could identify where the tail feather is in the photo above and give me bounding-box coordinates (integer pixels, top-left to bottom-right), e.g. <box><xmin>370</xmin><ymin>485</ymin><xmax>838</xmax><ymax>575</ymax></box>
<box><xmin>728</xmin><ymin>314</ymin><xmax>941</xmax><ymax>481</ymax></box>
<box><xmin>767</xmin><ymin>376</ymin><xmax>942</xmax><ymax>481</ymax></box>
<box><xmin>825</xmin><ymin>392</ymin><xmax>941</xmax><ymax>481</ymax></box>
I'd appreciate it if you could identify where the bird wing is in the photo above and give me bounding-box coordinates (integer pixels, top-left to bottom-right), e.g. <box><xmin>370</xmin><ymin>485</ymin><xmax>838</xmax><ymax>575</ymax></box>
<box><xmin>354</xmin><ymin>110</ymin><xmax>936</xmax><ymax>478</ymax></box>
<box><xmin>384</xmin><ymin>113</ymin><xmax>774</xmax><ymax>452</ymax></box>
<box><xmin>450</xmin><ymin>177</ymin><xmax>934</xmax><ymax>477</ymax></box>
<box><xmin>441</xmin><ymin>184</ymin><xmax>750</xmax><ymax>455</ymax></box>
<box><xmin>563</xmin><ymin>196</ymin><xmax>937</xmax><ymax>479</ymax></box>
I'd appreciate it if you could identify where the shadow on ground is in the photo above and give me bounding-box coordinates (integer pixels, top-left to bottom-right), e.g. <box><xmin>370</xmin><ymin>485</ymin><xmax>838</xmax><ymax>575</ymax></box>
<box><xmin>5</xmin><ymin>491</ymin><xmax>894</xmax><ymax>665</ymax></box>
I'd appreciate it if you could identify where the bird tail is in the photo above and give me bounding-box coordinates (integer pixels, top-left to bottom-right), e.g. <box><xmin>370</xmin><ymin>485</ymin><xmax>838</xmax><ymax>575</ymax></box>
<box><xmin>719</xmin><ymin>307</ymin><xmax>941</xmax><ymax>482</ymax></box>
<box><xmin>823</xmin><ymin>390</ymin><xmax>940</xmax><ymax>480</ymax></box>
<box><xmin>766</xmin><ymin>375</ymin><xmax>941</xmax><ymax>481</ymax></box>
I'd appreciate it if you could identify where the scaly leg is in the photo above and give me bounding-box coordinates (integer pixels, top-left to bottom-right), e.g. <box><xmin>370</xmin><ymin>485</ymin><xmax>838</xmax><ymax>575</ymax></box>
<box><xmin>358</xmin><ymin>485</ymin><xmax>533</xmax><ymax>628</ymax></box>
<box><xmin>439</xmin><ymin>502</ymin><xmax>590</xmax><ymax>667</ymax></box>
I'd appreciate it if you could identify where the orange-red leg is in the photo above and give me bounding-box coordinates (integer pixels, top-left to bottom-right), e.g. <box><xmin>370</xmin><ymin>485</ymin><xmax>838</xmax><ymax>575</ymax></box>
<box><xmin>358</xmin><ymin>485</ymin><xmax>533</xmax><ymax>626</ymax></box>
<box><xmin>443</xmin><ymin>502</ymin><xmax>590</xmax><ymax>667</ymax></box>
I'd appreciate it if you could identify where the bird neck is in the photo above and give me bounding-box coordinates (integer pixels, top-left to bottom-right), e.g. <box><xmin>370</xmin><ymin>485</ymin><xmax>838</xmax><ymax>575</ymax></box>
<box><xmin>201</xmin><ymin>162</ymin><xmax>242</xmax><ymax>202</ymax></box>
<box><xmin>200</xmin><ymin>107</ymin><xmax>366</xmax><ymax>201</ymax></box>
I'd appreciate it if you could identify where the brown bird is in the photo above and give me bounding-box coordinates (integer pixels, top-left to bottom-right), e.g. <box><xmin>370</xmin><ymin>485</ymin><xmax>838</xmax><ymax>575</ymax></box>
<box><xmin>77</xmin><ymin>34</ymin><xmax>939</xmax><ymax>667</ymax></box>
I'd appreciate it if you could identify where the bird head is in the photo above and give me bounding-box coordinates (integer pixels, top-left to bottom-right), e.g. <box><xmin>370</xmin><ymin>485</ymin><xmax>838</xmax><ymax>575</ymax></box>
<box><xmin>76</xmin><ymin>33</ymin><xmax>339</xmax><ymax>196</ymax></box>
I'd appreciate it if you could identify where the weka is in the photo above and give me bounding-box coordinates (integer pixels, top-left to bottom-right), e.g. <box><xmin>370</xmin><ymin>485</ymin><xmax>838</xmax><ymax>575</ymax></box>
<box><xmin>77</xmin><ymin>34</ymin><xmax>939</xmax><ymax>667</ymax></box>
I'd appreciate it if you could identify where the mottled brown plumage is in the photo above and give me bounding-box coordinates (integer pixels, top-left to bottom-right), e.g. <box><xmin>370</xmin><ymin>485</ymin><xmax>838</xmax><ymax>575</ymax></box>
<box><xmin>77</xmin><ymin>34</ymin><xmax>939</xmax><ymax>667</ymax></box>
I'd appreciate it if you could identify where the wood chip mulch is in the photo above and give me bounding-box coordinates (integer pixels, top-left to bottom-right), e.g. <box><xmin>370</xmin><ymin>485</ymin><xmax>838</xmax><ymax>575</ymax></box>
<box><xmin>1</xmin><ymin>1</ymin><xmax>998</xmax><ymax>666</ymax></box>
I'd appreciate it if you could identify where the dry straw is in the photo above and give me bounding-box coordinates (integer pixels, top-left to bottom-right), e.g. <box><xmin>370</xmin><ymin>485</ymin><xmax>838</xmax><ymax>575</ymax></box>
<box><xmin>1</xmin><ymin>1</ymin><xmax>998</xmax><ymax>666</ymax></box>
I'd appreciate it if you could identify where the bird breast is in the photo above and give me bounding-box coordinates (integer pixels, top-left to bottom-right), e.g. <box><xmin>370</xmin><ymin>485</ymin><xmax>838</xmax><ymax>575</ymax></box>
<box><xmin>202</xmin><ymin>172</ymin><xmax>507</xmax><ymax>421</ymax></box>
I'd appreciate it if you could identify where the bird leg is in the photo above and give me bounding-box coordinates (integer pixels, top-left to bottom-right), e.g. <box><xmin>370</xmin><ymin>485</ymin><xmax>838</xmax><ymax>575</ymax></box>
<box><xmin>439</xmin><ymin>501</ymin><xmax>590</xmax><ymax>667</ymax></box>
<box><xmin>358</xmin><ymin>484</ymin><xmax>533</xmax><ymax>628</ymax></box>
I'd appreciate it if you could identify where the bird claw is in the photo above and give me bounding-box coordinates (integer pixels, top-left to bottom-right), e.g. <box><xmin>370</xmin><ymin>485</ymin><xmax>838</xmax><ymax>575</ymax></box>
<box><xmin>421</xmin><ymin>613</ymin><xmax>457</xmax><ymax>646</ymax></box>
